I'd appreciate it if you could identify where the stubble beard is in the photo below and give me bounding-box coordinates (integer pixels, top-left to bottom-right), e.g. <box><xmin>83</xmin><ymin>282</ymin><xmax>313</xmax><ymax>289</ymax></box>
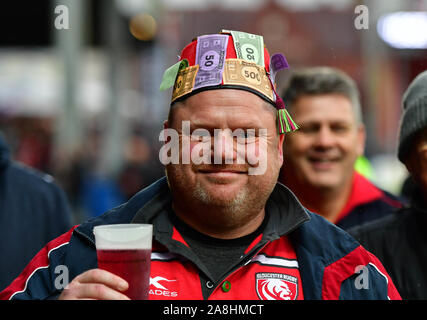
<box><xmin>192</xmin><ymin>179</ymin><xmax>248</xmax><ymax>225</ymax></box>
<box><xmin>166</xmin><ymin>164</ymin><xmax>279</xmax><ymax>231</ymax></box>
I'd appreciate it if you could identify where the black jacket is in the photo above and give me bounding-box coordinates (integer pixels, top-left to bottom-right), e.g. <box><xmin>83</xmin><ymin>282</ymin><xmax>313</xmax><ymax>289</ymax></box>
<box><xmin>0</xmin><ymin>134</ymin><xmax>72</xmax><ymax>291</ymax></box>
<box><xmin>349</xmin><ymin>186</ymin><xmax>427</xmax><ymax>299</ymax></box>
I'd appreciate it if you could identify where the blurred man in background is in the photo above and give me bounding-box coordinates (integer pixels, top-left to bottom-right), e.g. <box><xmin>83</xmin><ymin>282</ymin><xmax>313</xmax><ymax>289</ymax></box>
<box><xmin>350</xmin><ymin>70</ymin><xmax>427</xmax><ymax>299</ymax></box>
<box><xmin>0</xmin><ymin>132</ymin><xmax>72</xmax><ymax>291</ymax></box>
<box><xmin>279</xmin><ymin>67</ymin><xmax>403</xmax><ymax>230</ymax></box>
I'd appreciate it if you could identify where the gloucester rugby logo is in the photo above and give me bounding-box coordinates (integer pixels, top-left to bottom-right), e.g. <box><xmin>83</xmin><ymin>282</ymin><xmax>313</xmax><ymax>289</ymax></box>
<box><xmin>256</xmin><ymin>273</ymin><xmax>298</xmax><ymax>300</ymax></box>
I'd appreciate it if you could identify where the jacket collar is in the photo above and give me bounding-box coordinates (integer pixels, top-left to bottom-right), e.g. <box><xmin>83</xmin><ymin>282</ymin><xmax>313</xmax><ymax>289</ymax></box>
<box><xmin>263</xmin><ymin>182</ymin><xmax>311</xmax><ymax>239</ymax></box>
<box><xmin>76</xmin><ymin>177</ymin><xmax>310</xmax><ymax>246</ymax></box>
<box><xmin>131</xmin><ymin>179</ymin><xmax>310</xmax><ymax>241</ymax></box>
<box><xmin>335</xmin><ymin>171</ymin><xmax>384</xmax><ymax>224</ymax></box>
<box><xmin>130</xmin><ymin>179</ymin><xmax>310</xmax><ymax>282</ymax></box>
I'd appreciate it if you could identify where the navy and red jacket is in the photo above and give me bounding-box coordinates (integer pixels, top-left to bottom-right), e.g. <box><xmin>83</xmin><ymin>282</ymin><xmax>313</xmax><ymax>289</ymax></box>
<box><xmin>334</xmin><ymin>172</ymin><xmax>404</xmax><ymax>230</ymax></box>
<box><xmin>0</xmin><ymin>177</ymin><xmax>400</xmax><ymax>300</ymax></box>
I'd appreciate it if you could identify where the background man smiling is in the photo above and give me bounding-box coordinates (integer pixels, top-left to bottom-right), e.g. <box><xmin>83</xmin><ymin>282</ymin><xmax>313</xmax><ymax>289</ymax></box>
<box><xmin>1</xmin><ymin>31</ymin><xmax>399</xmax><ymax>301</ymax></box>
<box><xmin>279</xmin><ymin>67</ymin><xmax>403</xmax><ymax>230</ymax></box>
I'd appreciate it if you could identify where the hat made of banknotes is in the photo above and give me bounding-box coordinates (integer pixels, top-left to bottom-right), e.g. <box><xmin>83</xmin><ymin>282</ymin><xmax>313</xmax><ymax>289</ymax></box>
<box><xmin>159</xmin><ymin>30</ymin><xmax>298</xmax><ymax>134</ymax></box>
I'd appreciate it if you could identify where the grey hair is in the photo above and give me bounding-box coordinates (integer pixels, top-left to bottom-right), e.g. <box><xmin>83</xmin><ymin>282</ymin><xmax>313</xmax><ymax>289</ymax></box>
<box><xmin>281</xmin><ymin>67</ymin><xmax>363</xmax><ymax>124</ymax></box>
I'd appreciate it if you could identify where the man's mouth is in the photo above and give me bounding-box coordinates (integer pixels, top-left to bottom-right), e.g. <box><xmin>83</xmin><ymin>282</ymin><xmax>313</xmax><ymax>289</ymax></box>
<box><xmin>198</xmin><ymin>168</ymin><xmax>247</xmax><ymax>178</ymax></box>
<box><xmin>307</xmin><ymin>156</ymin><xmax>340</xmax><ymax>170</ymax></box>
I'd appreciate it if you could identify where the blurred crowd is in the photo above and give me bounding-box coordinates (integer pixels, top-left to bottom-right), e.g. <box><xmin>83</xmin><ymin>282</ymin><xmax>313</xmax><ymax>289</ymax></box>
<box><xmin>0</xmin><ymin>115</ymin><xmax>164</xmax><ymax>224</ymax></box>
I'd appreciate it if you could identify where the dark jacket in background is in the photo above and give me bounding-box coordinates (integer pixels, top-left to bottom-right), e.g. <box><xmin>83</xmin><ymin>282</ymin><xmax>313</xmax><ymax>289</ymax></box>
<box><xmin>0</xmin><ymin>134</ymin><xmax>72</xmax><ymax>291</ymax></box>
<box><xmin>349</xmin><ymin>186</ymin><xmax>427</xmax><ymax>299</ymax></box>
<box><xmin>334</xmin><ymin>172</ymin><xmax>404</xmax><ymax>230</ymax></box>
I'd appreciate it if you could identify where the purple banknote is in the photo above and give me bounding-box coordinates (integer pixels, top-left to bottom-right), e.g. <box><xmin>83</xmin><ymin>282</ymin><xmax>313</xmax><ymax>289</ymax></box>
<box><xmin>194</xmin><ymin>34</ymin><xmax>229</xmax><ymax>90</ymax></box>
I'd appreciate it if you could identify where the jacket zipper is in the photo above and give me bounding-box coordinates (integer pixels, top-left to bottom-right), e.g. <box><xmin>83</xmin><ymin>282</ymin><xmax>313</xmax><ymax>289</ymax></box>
<box><xmin>207</xmin><ymin>240</ymin><xmax>271</xmax><ymax>298</ymax></box>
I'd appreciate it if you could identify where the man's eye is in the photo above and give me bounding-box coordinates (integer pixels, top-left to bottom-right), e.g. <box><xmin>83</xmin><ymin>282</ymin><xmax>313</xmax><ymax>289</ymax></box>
<box><xmin>236</xmin><ymin>132</ymin><xmax>249</xmax><ymax>139</ymax></box>
<box><xmin>298</xmin><ymin>125</ymin><xmax>317</xmax><ymax>133</ymax></box>
<box><xmin>331</xmin><ymin>125</ymin><xmax>349</xmax><ymax>133</ymax></box>
<box><xmin>235</xmin><ymin>131</ymin><xmax>256</xmax><ymax>143</ymax></box>
<box><xmin>193</xmin><ymin>135</ymin><xmax>210</xmax><ymax>142</ymax></box>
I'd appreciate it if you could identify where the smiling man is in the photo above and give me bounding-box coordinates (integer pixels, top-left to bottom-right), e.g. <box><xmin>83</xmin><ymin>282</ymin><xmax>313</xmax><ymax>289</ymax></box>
<box><xmin>1</xmin><ymin>31</ymin><xmax>399</xmax><ymax>301</ymax></box>
<box><xmin>279</xmin><ymin>67</ymin><xmax>403</xmax><ymax>230</ymax></box>
<box><xmin>165</xmin><ymin>89</ymin><xmax>282</xmax><ymax>239</ymax></box>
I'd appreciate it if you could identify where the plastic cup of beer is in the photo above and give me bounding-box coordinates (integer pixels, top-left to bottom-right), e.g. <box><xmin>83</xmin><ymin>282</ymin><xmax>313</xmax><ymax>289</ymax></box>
<box><xmin>93</xmin><ymin>224</ymin><xmax>152</xmax><ymax>300</ymax></box>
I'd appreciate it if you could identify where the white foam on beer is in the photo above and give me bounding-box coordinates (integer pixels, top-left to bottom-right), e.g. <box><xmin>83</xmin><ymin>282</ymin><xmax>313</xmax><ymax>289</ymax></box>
<box><xmin>93</xmin><ymin>224</ymin><xmax>153</xmax><ymax>250</ymax></box>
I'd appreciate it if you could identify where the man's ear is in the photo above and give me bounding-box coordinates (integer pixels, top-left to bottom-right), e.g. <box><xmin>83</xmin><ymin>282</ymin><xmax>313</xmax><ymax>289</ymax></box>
<box><xmin>278</xmin><ymin>133</ymin><xmax>285</xmax><ymax>164</ymax></box>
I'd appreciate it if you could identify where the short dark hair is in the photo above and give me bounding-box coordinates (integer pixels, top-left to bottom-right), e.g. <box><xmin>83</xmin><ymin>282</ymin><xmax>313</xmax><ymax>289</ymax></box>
<box><xmin>281</xmin><ymin>67</ymin><xmax>363</xmax><ymax>124</ymax></box>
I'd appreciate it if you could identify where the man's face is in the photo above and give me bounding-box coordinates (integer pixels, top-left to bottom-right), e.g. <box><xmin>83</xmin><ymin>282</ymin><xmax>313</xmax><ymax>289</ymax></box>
<box><xmin>404</xmin><ymin>128</ymin><xmax>427</xmax><ymax>200</ymax></box>
<box><xmin>164</xmin><ymin>89</ymin><xmax>284</xmax><ymax>229</ymax></box>
<box><xmin>282</xmin><ymin>94</ymin><xmax>365</xmax><ymax>191</ymax></box>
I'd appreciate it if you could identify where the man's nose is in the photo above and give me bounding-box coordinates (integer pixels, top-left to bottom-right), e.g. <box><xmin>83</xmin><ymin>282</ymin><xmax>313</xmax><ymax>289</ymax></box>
<box><xmin>212</xmin><ymin>130</ymin><xmax>237</xmax><ymax>164</ymax></box>
<box><xmin>313</xmin><ymin>126</ymin><xmax>336</xmax><ymax>148</ymax></box>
